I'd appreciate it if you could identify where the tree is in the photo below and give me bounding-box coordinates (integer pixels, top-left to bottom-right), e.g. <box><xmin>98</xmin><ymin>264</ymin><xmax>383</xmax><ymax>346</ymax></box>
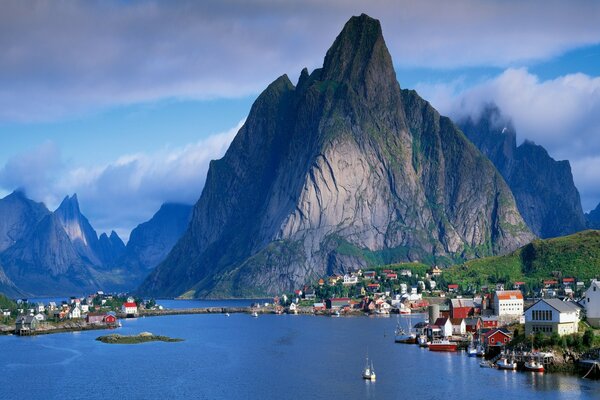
<box><xmin>583</xmin><ymin>329</ymin><xmax>595</xmax><ymax>347</ymax></box>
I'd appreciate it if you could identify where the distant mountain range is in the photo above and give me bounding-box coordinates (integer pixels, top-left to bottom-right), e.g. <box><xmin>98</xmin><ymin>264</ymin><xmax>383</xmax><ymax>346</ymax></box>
<box><xmin>139</xmin><ymin>14</ymin><xmax>534</xmax><ymax>299</ymax></box>
<box><xmin>0</xmin><ymin>190</ymin><xmax>191</xmax><ymax>296</ymax></box>
<box><xmin>457</xmin><ymin>104</ymin><xmax>587</xmax><ymax>239</ymax></box>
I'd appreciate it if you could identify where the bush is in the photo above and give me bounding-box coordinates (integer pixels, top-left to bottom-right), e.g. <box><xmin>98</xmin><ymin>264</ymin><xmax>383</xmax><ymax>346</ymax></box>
<box><xmin>583</xmin><ymin>329</ymin><xmax>595</xmax><ymax>347</ymax></box>
<box><xmin>549</xmin><ymin>332</ymin><xmax>561</xmax><ymax>347</ymax></box>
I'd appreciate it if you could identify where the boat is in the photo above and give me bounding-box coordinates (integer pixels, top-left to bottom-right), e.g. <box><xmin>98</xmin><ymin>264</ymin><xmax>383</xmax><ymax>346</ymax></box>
<box><xmin>333</xmin><ymin>310</ymin><xmax>341</xmax><ymax>317</ymax></box>
<box><xmin>479</xmin><ymin>360</ymin><xmax>495</xmax><ymax>368</ymax></box>
<box><xmin>251</xmin><ymin>311</ymin><xmax>258</xmax><ymax>318</ymax></box>
<box><xmin>417</xmin><ymin>335</ymin><xmax>430</xmax><ymax>347</ymax></box>
<box><xmin>466</xmin><ymin>343</ymin><xmax>478</xmax><ymax>357</ymax></box>
<box><xmin>524</xmin><ymin>357</ymin><xmax>545</xmax><ymax>372</ymax></box>
<box><xmin>399</xmin><ymin>302</ymin><xmax>411</xmax><ymax>315</ymax></box>
<box><xmin>497</xmin><ymin>357</ymin><xmax>517</xmax><ymax>370</ymax></box>
<box><xmin>225</xmin><ymin>313</ymin><xmax>230</xmax><ymax>317</ymax></box>
<box><xmin>429</xmin><ymin>338</ymin><xmax>458</xmax><ymax>352</ymax></box>
<box><xmin>476</xmin><ymin>343</ymin><xmax>485</xmax><ymax>357</ymax></box>
<box><xmin>394</xmin><ymin>316</ymin><xmax>416</xmax><ymax>344</ymax></box>
<box><xmin>362</xmin><ymin>356</ymin><xmax>376</xmax><ymax>381</ymax></box>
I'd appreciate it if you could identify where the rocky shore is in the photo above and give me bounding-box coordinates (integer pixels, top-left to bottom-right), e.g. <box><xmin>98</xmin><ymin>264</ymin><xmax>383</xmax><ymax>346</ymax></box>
<box><xmin>96</xmin><ymin>332</ymin><xmax>183</xmax><ymax>344</ymax></box>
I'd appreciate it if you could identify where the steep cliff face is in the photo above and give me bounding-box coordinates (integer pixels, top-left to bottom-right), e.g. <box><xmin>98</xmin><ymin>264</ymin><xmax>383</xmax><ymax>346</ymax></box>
<box><xmin>0</xmin><ymin>190</ymin><xmax>49</xmax><ymax>252</ymax></box>
<box><xmin>140</xmin><ymin>14</ymin><xmax>533</xmax><ymax>298</ymax></box>
<box><xmin>122</xmin><ymin>203</ymin><xmax>192</xmax><ymax>273</ymax></box>
<box><xmin>1</xmin><ymin>212</ymin><xmax>101</xmax><ymax>296</ymax></box>
<box><xmin>458</xmin><ymin>105</ymin><xmax>587</xmax><ymax>238</ymax></box>
<box><xmin>97</xmin><ymin>231</ymin><xmax>126</xmax><ymax>266</ymax></box>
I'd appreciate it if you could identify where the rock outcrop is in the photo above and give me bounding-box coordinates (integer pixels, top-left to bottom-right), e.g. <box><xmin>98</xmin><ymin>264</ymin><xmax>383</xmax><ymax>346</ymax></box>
<box><xmin>458</xmin><ymin>104</ymin><xmax>587</xmax><ymax>238</ymax></box>
<box><xmin>139</xmin><ymin>14</ymin><xmax>534</xmax><ymax>298</ymax></box>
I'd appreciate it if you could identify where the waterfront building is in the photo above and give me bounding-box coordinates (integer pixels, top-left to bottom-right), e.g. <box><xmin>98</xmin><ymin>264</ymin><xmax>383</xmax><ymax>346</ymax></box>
<box><xmin>450</xmin><ymin>298</ymin><xmax>475</xmax><ymax>319</ymax></box>
<box><xmin>86</xmin><ymin>313</ymin><xmax>107</xmax><ymax>324</ymax></box>
<box><xmin>15</xmin><ymin>315</ymin><xmax>37</xmax><ymax>334</ymax></box>
<box><xmin>433</xmin><ymin>317</ymin><xmax>453</xmax><ymax>338</ymax></box>
<box><xmin>493</xmin><ymin>290</ymin><xmax>523</xmax><ymax>323</ymax></box>
<box><xmin>68</xmin><ymin>305</ymin><xmax>81</xmax><ymax>319</ymax></box>
<box><xmin>122</xmin><ymin>301</ymin><xmax>139</xmax><ymax>317</ymax></box>
<box><xmin>524</xmin><ymin>299</ymin><xmax>581</xmax><ymax>336</ymax></box>
<box><xmin>482</xmin><ymin>328</ymin><xmax>512</xmax><ymax>347</ymax></box>
<box><xmin>325</xmin><ymin>298</ymin><xmax>351</xmax><ymax>310</ymax></box>
<box><xmin>464</xmin><ymin>317</ymin><xmax>482</xmax><ymax>334</ymax></box>
<box><xmin>450</xmin><ymin>318</ymin><xmax>466</xmax><ymax>335</ymax></box>
<box><xmin>581</xmin><ymin>280</ymin><xmax>600</xmax><ymax>328</ymax></box>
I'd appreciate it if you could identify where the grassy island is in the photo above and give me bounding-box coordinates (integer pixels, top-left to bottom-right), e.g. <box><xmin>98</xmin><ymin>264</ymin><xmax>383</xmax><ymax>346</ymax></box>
<box><xmin>96</xmin><ymin>332</ymin><xmax>183</xmax><ymax>344</ymax></box>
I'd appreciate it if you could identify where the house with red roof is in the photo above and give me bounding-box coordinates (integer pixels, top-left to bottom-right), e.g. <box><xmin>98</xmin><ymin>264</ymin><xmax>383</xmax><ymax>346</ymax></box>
<box><xmin>121</xmin><ymin>301</ymin><xmax>138</xmax><ymax>317</ymax></box>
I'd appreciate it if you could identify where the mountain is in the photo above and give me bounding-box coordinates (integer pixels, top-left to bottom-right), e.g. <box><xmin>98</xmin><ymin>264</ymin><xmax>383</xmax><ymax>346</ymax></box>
<box><xmin>123</xmin><ymin>203</ymin><xmax>192</xmax><ymax>273</ymax></box>
<box><xmin>1</xmin><ymin>211</ymin><xmax>101</xmax><ymax>296</ymax></box>
<box><xmin>139</xmin><ymin>14</ymin><xmax>533</xmax><ymax>299</ymax></box>
<box><xmin>54</xmin><ymin>194</ymin><xmax>103</xmax><ymax>266</ymax></box>
<box><xmin>0</xmin><ymin>190</ymin><xmax>50</xmax><ymax>252</ymax></box>
<box><xmin>586</xmin><ymin>203</ymin><xmax>600</xmax><ymax>229</ymax></box>
<box><xmin>457</xmin><ymin>104</ymin><xmax>587</xmax><ymax>238</ymax></box>
<box><xmin>97</xmin><ymin>231</ymin><xmax>126</xmax><ymax>266</ymax></box>
<box><xmin>444</xmin><ymin>230</ymin><xmax>600</xmax><ymax>288</ymax></box>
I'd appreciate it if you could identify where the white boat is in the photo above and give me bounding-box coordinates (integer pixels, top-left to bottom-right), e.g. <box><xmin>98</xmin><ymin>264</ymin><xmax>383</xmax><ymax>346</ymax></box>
<box><xmin>362</xmin><ymin>356</ymin><xmax>376</xmax><ymax>381</ymax></box>
<box><xmin>251</xmin><ymin>311</ymin><xmax>258</xmax><ymax>318</ymax></box>
<box><xmin>394</xmin><ymin>317</ymin><xmax>416</xmax><ymax>343</ymax></box>
<box><xmin>497</xmin><ymin>357</ymin><xmax>517</xmax><ymax>370</ymax></box>
<box><xmin>466</xmin><ymin>343</ymin><xmax>478</xmax><ymax>357</ymax></box>
<box><xmin>399</xmin><ymin>303</ymin><xmax>411</xmax><ymax>314</ymax></box>
<box><xmin>479</xmin><ymin>360</ymin><xmax>495</xmax><ymax>368</ymax></box>
<box><xmin>417</xmin><ymin>335</ymin><xmax>429</xmax><ymax>347</ymax></box>
<box><xmin>524</xmin><ymin>358</ymin><xmax>545</xmax><ymax>372</ymax></box>
<box><xmin>476</xmin><ymin>343</ymin><xmax>485</xmax><ymax>357</ymax></box>
<box><xmin>225</xmin><ymin>313</ymin><xmax>230</xmax><ymax>317</ymax></box>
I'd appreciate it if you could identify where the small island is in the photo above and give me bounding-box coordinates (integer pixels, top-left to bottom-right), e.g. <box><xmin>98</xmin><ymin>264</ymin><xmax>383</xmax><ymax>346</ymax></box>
<box><xmin>96</xmin><ymin>332</ymin><xmax>183</xmax><ymax>344</ymax></box>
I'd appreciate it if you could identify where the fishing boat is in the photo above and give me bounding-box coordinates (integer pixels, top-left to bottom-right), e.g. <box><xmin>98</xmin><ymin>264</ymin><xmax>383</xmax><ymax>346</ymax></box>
<box><xmin>476</xmin><ymin>343</ymin><xmax>485</xmax><ymax>357</ymax></box>
<box><xmin>497</xmin><ymin>356</ymin><xmax>517</xmax><ymax>370</ymax></box>
<box><xmin>417</xmin><ymin>335</ymin><xmax>430</xmax><ymax>347</ymax></box>
<box><xmin>429</xmin><ymin>338</ymin><xmax>458</xmax><ymax>352</ymax></box>
<box><xmin>524</xmin><ymin>356</ymin><xmax>545</xmax><ymax>372</ymax></box>
<box><xmin>362</xmin><ymin>356</ymin><xmax>376</xmax><ymax>381</ymax></box>
<box><xmin>394</xmin><ymin>316</ymin><xmax>416</xmax><ymax>344</ymax></box>
<box><xmin>466</xmin><ymin>342</ymin><xmax>478</xmax><ymax>357</ymax></box>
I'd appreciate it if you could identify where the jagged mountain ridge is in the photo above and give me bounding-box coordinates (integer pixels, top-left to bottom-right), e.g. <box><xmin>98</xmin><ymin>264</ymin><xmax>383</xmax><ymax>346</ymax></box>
<box><xmin>457</xmin><ymin>105</ymin><xmax>587</xmax><ymax>238</ymax></box>
<box><xmin>0</xmin><ymin>190</ymin><xmax>50</xmax><ymax>252</ymax></box>
<box><xmin>587</xmin><ymin>203</ymin><xmax>600</xmax><ymax>229</ymax></box>
<box><xmin>140</xmin><ymin>14</ymin><xmax>534</xmax><ymax>299</ymax></box>
<box><xmin>0</xmin><ymin>190</ymin><xmax>191</xmax><ymax>296</ymax></box>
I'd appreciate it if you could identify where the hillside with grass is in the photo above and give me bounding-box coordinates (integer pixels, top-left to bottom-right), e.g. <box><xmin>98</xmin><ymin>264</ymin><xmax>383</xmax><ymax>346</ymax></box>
<box><xmin>443</xmin><ymin>230</ymin><xmax>600</xmax><ymax>290</ymax></box>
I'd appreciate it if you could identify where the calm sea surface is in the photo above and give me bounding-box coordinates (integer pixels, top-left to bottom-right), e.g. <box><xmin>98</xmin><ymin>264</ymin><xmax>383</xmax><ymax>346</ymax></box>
<box><xmin>1</xmin><ymin>300</ymin><xmax>599</xmax><ymax>400</ymax></box>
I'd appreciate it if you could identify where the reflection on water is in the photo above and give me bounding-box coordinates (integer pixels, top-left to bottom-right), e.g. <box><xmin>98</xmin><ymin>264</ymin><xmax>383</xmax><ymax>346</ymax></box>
<box><xmin>0</xmin><ymin>311</ymin><xmax>599</xmax><ymax>400</ymax></box>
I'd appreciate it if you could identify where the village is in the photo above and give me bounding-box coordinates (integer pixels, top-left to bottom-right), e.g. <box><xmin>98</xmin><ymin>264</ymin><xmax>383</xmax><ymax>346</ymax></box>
<box><xmin>0</xmin><ymin>292</ymin><xmax>151</xmax><ymax>336</ymax></box>
<box><xmin>273</xmin><ymin>265</ymin><xmax>600</xmax><ymax>377</ymax></box>
<box><xmin>2</xmin><ymin>264</ymin><xmax>600</xmax><ymax>378</ymax></box>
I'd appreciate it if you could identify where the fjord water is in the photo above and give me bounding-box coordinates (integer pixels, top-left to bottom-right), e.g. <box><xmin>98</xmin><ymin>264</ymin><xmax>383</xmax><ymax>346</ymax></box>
<box><xmin>2</xmin><ymin>307</ymin><xmax>599</xmax><ymax>399</ymax></box>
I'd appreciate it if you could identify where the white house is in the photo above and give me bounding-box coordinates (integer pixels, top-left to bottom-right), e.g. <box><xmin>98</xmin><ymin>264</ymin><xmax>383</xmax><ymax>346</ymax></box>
<box><xmin>343</xmin><ymin>274</ymin><xmax>358</xmax><ymax>285</ymax></box>
<box><xmin>68</xmin><ymin>305</ymin><xmax>81</xmax><ymax>319</ymax></box>
<box><xmin>493</xmin><ymin>290</ymin><xmax>523</xmax><ymax>323</ymax></box>
<box><xmin>36</xmin><ymin>303</ymin><xmax>45</xmax><ymax>313</ymax></box>
<box><xmin>525</xmin><ymin>299</ymin><xmax>581</xmax><ymax>336</ymax></box>
<box><xmin>122</xmin><ymin>301</ymin><xmax>138</xmax><ymax>316</ymax></box>
<box><xmin>34</xmin><ymin>313</ymin><xmax>46</xmax><ymax>321</ymax></box>
<box><xmin>450</xmin><ymin>318</ymin><xmax>466</xmax><ymax>335</ymax></box>
<box><xmin>582</xmin><ymin>280</ymin><xmax>600</xmax><ymax>328</ymax></box>
<box><xmin>433</xmin><ymin>317</ymin><xmax>453</xmax><ymax>338</ymax></box>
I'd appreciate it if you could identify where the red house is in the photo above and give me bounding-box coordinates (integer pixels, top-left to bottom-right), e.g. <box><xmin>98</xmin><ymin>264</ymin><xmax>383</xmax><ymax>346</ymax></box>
<box><xmin>367</xmin><ymin>283</ymin><xmax>380</xmax><ymax>292</ymax></box>
<box><xmin>482</xmin><ymin>328</ymin><xmax>512</xmax><ymax>347</ymax></box>
<box><xmin>464</xmin><ymin>317</ymin><xmax>482</xmax><ymax>334</ymax></box>
<box><xmin>448</xmin><ymin>284</ymin><xmax>459</xmax><ymax>292</ymax></box>
<box><xmin>481</xmin><ymin>316</ymin><xmax>499</xmax><ymax>329</ymax></box>
<box><xmin>386</xmin><ymin>273</ymin><xmax>398</xmax><ymax>280</ymax></box>
<box><xmin>450</xmin><ymin>298</ymin><xmax>475</xmax><ymax>319</ymax></box>
<box><xmin>105</xmin><ymin>314</ymin><xmax>117</xmax><ymax>324</ymax></box>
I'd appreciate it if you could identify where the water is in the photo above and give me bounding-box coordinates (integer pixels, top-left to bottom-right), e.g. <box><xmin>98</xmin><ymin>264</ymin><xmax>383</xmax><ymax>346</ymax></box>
<box><xmin>1</xmin><ymin>311</ymin><xmax>599</xmax><ymax>399</ymax></box>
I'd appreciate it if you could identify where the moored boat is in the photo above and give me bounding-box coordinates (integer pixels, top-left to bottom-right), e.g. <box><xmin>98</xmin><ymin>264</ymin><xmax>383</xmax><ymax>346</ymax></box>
<box><xmin>429</xmin><ymin>339</ymin><xmax>457</xmax><ymax>352</ymax></box>
<box><xmin>497</xmin><ymin>357</ymin><xmax>517</xmax><ymax>370</ymax></box>
<box><xmin>417</xmin><ymin>335</ymin><xmax>430</xmax><ymax>347</ymax></box>
<box><xmin>394</xmin><ymin>317</ymin><xmax>416</xmax><ymax>344</ymax></box>
<box><xmin>251</xmin><ymin>311</ymin><xmax>259</xmax><ymax>318</ymax></box>
<box><xmin>466</xmin><ymin>343</ymin><xmax>477</xmax><ymax>357</ymax></box>
<box><xmin>524</xmin><ymin>357</ymin><xmax>545</xmax><ymax>372</ymax></box>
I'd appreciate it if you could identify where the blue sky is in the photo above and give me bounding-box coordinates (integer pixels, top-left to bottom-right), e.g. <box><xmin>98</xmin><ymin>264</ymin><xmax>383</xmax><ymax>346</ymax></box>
<box><xmin>1</xmin><ymin>0</ymin><xmax>599</xmax><ymax>240</ymax></box>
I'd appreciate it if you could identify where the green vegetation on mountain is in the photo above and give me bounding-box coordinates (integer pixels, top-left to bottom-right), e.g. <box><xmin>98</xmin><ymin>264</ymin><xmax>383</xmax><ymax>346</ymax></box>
<box><xmin>443</xmin><ymin>230</ymin><xmax>600</xmax><ymax>289</ymax></box>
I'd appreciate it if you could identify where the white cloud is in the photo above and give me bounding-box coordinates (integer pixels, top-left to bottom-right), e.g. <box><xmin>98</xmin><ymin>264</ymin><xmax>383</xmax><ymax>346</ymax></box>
<box><xmin>0</xmin><ymin>0</ymin><xmax>599</xmax><ymax>121</ymax></box>
<box><xmin>419</xmin><ymin>68</ymin><xmax>600</xmax><ymax>211</ymax></box>
<box><xmin>0</xmin><ymin>121</ymin><xmax>243</xmax><ymax>240</ymax></box>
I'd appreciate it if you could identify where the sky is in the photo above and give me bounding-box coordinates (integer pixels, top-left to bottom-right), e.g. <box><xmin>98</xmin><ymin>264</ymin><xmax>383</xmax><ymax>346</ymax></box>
<box><xmin>1</xmin><ymin>0</ymin><xmax>600</xmax><ymax>241</ymax></box>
